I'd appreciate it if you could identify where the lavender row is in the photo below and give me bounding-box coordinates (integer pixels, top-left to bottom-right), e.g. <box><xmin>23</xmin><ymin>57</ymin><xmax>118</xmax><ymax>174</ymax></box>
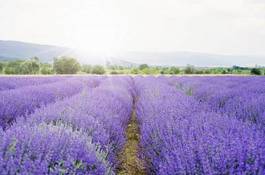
<box><xmin>0</xmin><ymin>76</ymin><xmax>68</xmax><ymax>91</ymax></box>
<box><xmin>0</xmin><ymin>124</ymin><xmax>111</xmax><ymax>175</ymax></box>
<box><xmin>135</xmin><ymin>76</ymin><xmax>265</xmax><ymax>174</ymax></box>
<box><xmin>0</xmin><ymin>77</ymin><xmax>101</xmax><ymax>129</ymax></box>
<box><xmin>174</xmin><ymin>76</ymin><xmax>265</xmax><ymax>127</ymax></box>
<box><xmin>0</xmin><ymin>76</ymin><xmax>133</xmax><ymax>174</ymax></box>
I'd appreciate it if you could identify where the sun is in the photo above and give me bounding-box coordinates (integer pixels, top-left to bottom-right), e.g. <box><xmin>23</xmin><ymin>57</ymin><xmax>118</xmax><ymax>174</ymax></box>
<box><xmin>60</xmin><ymin>3</ymin><xmax>126</xmax><ymax>57</ymax></box>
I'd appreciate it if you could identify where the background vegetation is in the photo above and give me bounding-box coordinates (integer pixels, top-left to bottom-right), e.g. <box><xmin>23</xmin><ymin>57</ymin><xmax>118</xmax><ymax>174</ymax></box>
<box><xmin>0</xmin><ymin>56</ymin><xmax>264</xmax><ymax>75</ymax></box>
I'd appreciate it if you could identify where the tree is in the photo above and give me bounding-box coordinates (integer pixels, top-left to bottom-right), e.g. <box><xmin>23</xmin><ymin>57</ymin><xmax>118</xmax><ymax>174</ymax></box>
<box><xmin>110</xmin><ymin>70</ymin><xmax>119</xmax><ymax>74</ymax></box>
<box><xmin>160</xmin><ymin>67</ymin><xmax>168</xmax><ymax>74</ymax></box>
<box><xmin>31</xmin><ymin>56</ymin><xmax>40</xmax><ymax>62</ymax></box>
<box><xmin>91</xmin><ymin>65</ymin><xmax>105</xmax><ymax>74</ymax></box>
<box><xmin>0</xmin><ymin>62</ymin><xmax>4</xmax><ymax>73</ymax></box>
<box><xmin>40</xmin><ymin>63</ymin><xmax>54</xmax><ymax>74</ymax></box>
<box><xmin>53</xmin><ymin>56</ymin><xmax>80</xmax><ymax>74</ymax></box>
<box><xmin>184</xmin><ymin>65</ymin><xmax>196</xmax><ymax>74</ymax></box>
<box><xmin>169</xmin><ymin>67</ymin><xmax>180</xmax><ymax>74</ymax></box>
<box><xmin>82</xmin><ymin>65</ymin><xmax>92</xmax><ymax>74</ymax></box>
<box><xmin>149</xmin><ymin>67</ymin><xmax>160</xmax><ymax>74</ymax></box>
<box><xmin>20</xmin><ymin>58</ymin><xmax>40</xmax><ymax>74</ymax></box>
<box><xmin>251</xmin><ymin>68</ymin><xmax>262</xmax><ymax>75</ymax></box>
<box><xmin>195</xmin><ymin>70</ymin><xmax>204</xmax><ymax>74</ymax></box>
<box><xmin>130</xmin><ymin>68</ymin><xmax>139</xmax><ymax>74</ymax></box>
<box><xmin>4</xmin><ymin>61</ymin><xmax>23</xmax><ymax>74</ymax></box>
<box><xmin>222</xmin><ymin>70</ymin><xmax>228</xmax><ymax>74</ymax></box>
<box><xmin>142</xmin><ymin>68</ymin><xmax>152</xmax><ymax>74</ymax></box>
<box><xmin>139</xmin><ymin>64</ymin><xmax>149</xmax><ymax>70</ymax></box>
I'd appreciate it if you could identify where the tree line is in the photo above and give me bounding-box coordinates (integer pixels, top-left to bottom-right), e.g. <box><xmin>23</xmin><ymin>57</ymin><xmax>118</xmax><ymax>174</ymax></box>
<box><xmin>0</xmin><ymin>57</ymin><xmax>106</xmax><ymax>75</ymax></box>
<box><xmin>0</xmin><ymin>56</ymin><xmax>264</xmax><ymax>75</ymax></box>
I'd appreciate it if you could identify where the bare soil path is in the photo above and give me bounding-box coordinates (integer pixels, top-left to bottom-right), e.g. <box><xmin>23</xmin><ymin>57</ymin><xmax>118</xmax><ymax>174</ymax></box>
<box><xmin>117</xmin><ymin>99</ymin><xmax>146</xmax><ymax>175</ymax></box>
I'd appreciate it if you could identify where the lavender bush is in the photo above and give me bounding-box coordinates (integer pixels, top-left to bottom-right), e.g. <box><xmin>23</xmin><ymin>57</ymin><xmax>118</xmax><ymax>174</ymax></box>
<box><xmin>0</xmin><ymin>123</ymin><xmax>112</xmax><ymax>175</ymax></box>
<box><xmin>135</xmin><ymin>76</ymin><xmax>265</xmax><ymax>174</ymax></box>
<box><xmin>174</xmin><ymin>76</ymin><xmax>265</xmax><ymax>127</ymax></box>
<box><xmin>0</xmin><ymin>76</ymin><xmax>67</xmax><ymax>91</ymax></box>
<box><xmin>0</xmin><ymin>77</ymin><xmax>100</xmax><ymax>129</ymax></box>
<box><xmin>0</xmin><ymin>76</ymin><xmax>264</xmax><ymax>174</ymax></box>
<box><xmin>1</xmin><ymin>76</ymin><xmax>133</xmax><ymax>174</ymax></box>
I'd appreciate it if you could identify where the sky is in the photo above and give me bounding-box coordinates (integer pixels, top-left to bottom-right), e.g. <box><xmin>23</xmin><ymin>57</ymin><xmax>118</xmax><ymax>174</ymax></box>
<box><xmin>0</xmin><ymin>0</ymin><xmax>265</xmax><ymax>58</ymax></box>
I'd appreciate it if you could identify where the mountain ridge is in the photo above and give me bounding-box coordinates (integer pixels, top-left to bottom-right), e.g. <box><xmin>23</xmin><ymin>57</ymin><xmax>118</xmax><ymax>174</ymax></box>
<box><xmin>0</xmin><ymin>40</ymin><xmax>74</xmax><ymax>62</ymax></box>
<box><xmin>0</xmin><ymin>40</ymin><xmax>264</xmax><ymax>67</ymax></box>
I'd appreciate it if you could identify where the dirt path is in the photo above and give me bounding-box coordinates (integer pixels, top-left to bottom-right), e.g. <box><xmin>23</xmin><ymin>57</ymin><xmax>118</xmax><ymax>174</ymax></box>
<box><xmin>117</xmin><ymin>101</ymin><xmax>146</xmax><ymax>175</ymax></box>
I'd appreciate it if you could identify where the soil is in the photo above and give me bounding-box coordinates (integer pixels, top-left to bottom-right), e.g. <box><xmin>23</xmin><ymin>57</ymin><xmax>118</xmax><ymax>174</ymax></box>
<box><xmin>117</xmin><ymin>102</ymin><xmax>146</xmax><ymax>175</ymax></box>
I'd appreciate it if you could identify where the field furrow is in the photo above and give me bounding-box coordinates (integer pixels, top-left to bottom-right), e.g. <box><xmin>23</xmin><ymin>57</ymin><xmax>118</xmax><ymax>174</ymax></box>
<box><xmin>118</xmin><ymin>98</ymin><xmax>146</xmax><ymax>175</ymax></box>
<box><xmin>0</xmin><ymin>76</ymin><xmax>264</xmax><ymax>174</ymax></box>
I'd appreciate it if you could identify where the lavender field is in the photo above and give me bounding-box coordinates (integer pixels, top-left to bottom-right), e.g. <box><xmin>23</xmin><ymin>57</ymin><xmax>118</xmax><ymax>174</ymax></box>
<box><xmin>0</xmin><ymin>76</ymin><xmax>264</xmax><ymax>175</ymax></box>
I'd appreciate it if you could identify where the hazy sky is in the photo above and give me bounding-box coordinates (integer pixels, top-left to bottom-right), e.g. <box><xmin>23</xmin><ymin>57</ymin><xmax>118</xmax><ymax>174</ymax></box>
<box><xmin>0</xmin><ymin>0</ymin><xmax>265</xmax><ymax>56</ymax></box>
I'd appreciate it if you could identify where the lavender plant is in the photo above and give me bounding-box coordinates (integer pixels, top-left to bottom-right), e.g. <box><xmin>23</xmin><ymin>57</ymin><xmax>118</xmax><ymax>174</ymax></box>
<box><xmin>0</xmin><ymin>77</ymin><xmax>100</xmax><ymax>129</ymax></box>
<box><xmin>0</xmin><ymin>123</ymin><xmax>113</xmax><ymax>175</ymax></box>
<box><xmin>1</xmin><ymin>76</ymin><xmax>134</xmax><ymax>174</ymax></box>
<box><xmin>0</xmin><ymin>76</ymin><xmax>67</xmax><ymax>91</ymax></box>
<box><xmin>174</xmin><ymin>76</ymin><xmax>265</xmax><ymax>127</ymax></box>
<box><xmin>135</xmin><ymin>76</ymin><xmax>265</xmax><ymax>174</ymax></box>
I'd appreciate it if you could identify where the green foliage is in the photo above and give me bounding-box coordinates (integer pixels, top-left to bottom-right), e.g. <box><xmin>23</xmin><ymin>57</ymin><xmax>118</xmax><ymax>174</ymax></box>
<box><xmin>150</xmin><ymin>67</ymin><xmax>160</xmax><ymax>74</ymax></box>
<box><xmin>142</xmin><ymin>68</ymin><xmax>152</xmax><ymax>74</ymax></box>
<box><xmin>203</xmin><ymin>69</ymin><xmax>211</xmax><ymax>74</ymax></box>
<box><xmin>139</xmin><ymin>64</ymin><xmax>149</xmax><ymax>70</ymax></box>
<box><xmin>140</xmin><ymin>67</ymin><xmax>159</xmax><ymax>74</ymax></box>
<box><xmin>3</xmin><ymin>58</ymin><xmax>40</xmax><ymax>74</ymax></box>
<box><xmin>222</xmin><ymin>70</ymin><xmax>228</xmax><ymax>74</ymax></box>
<box><xmin>20</xmin><ymin>58</ymin><xmax>40</xmax><ymax>74</ymax></box>
<box><xmin>160</xmin><ymin>67</ymin><xmax>168</xmax><ymax>74</ymax></box>
<box><xmin>82</xmin><ymin>65</ymin><xmax>92</xmax><ymax>73</ymax></box>
<box><xmin>130</xmin><ymin>68</ymin><xmax>139</xmax><ymax>74</ymax></box>
<box><xmin>251</xmin><ymin>68</ymin><xmax>262</xmax><ymax>75</ymax></box>
<box><xmin>169</xmin><ymin>67</ymin><xmax>180</xmax><ymax>74</ymax></box>
<box><xmin>118</xmin><ymin>66</ymin><xmax>124</xmax><ymax>70</ymax></box>
<box><xmin>184</xmin><ymin>65</ymin><xmax>196</xmax><ymax>74</ymax></box>
<box><xmin>132</xmin><ymin>66</ymin><xmax>177</xmax><ymax>75</ymax></box>
<box><xmin>1</xmin><ymin>57</ymin><xmax>264</xmax><ymax>76</ymax></box>
<box><xmin>195</xmin><ymin>70</ymin><xmax>204</xmax><ymax>74</ymax></box>
<box><xmin>230</xmin><ymin>65</ymin><xmax>251</xmax><ymax>74</ymax></box>
<box><xmin>0</xmin><ymin>62</ymin><xmax>4</xmax><ymax>73</ymax></box>
<box><xmin>227</xmin><ymin>68</ymin><xmax>233</xmax><ymax>74</ymax></box>
<box><xmin>40</xmin><ymin>63</ymin><xmax>54</xmax><ymax>74</ymax></box>
<box><xmin>91</xmin><ymin>65</ymin><xmax>105</xmax><ymax>74</ymax></box>
<box><xmin>53</xmin><ymin>56</ymin><xmax>80</xmax><ymax>74</ymax></box>
<box><xmin>4</xmin><ymin>60</ymin><xmax>23</xmax><ymax>74</ymax></box>
<box><xmin>110</xmin><ymin>70</ymin><xmax>118</xmax><ymax>74</ymax></box>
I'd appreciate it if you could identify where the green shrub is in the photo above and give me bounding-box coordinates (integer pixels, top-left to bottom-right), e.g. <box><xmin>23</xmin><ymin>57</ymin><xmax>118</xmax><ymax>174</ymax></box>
<box><xmin>82</xmin><ymin>65</ymin><xmax>92</xmax><ymax>74</ymax></box>
<box><xmin>130</xmin><ymin>68</ymin><xmax>139</xmax><ymax>74</ymax></box>
<box><xmin>184</xmin><ymin>65</ymin><xmax>196</xmax><ymax>74</ymax></box>
<box><xmin>91</xmin><ymin>65</ymin><xmax>105</xmax><ymax>74</ymax></box>
<box><xmin>40</xmin><ymin>64</ymin><xmax>54</xmax><ymax>74</ymax></box>
<box><xmin>139</xmin><ymin>64</ymin><xmax>149</xmax><ymax>70</ymax></box>
<box><xmin>53</xmin><ymin>56</ymin><xmax>80</xmax><ymax>74</ymax></box>
<box><xmin>20</xmin><ymin>59</ymin><xmax>40</xmax><ymax>74</ymax></box>
<box><xmin>0</xmin><ymin>62</ymin><xmax>4</xmax><ymax>73</ymax></box>
<box><xmin>110</xmin><ymin>70</ymin><xmax>118</xmax><ymax>74</ymax></box>
<box><xmin>142</xmin><ymin>68</ymin><xmax>152</xmax><ymax>74</ymax></box>
<box><xmin>251</xmin><ymin>68</ymin><xmax>262</xmax><ymax>75</ymax></box>
<box><xmin>4</xmin><ymin>61</ymin><xmax>23</xmax><ymax>74</ymax></box>
<box><xmin>169</xmin><ymin>67</ymin><xmax>180</xmax><ymax>74</ymax></box>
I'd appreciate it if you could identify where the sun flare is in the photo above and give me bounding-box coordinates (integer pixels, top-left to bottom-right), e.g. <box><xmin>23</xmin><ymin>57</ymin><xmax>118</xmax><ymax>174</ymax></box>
<box><xmin>57</xmin><ymin>1</ymin><xmax>126</xmax><ymax>56</ymax></box>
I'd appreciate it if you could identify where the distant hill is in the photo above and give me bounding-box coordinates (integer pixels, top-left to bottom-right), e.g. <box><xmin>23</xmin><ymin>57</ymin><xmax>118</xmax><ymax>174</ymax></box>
<box><xmin>1</xmin><ymin>40</ymin><xmax>264</xmax><ymax>67</ymax></box>
<box><xmin>116</xmin><ymin>51</ymin><xmax>265</xmax><ymax>67</ymax></box>
<box><xmin>106</xmin><ymin>58</ymin><xmax>139</xmax><ymax>68</ymax></box>
<box><xmin>0</xmin><ymin>40</ymin><xmax>112</xmax><ymax>65</ymax></box>
<box><xmin>0</xmin><ymin>40</ymin><xmax>75</xmax><ymax>62</ymax></box>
